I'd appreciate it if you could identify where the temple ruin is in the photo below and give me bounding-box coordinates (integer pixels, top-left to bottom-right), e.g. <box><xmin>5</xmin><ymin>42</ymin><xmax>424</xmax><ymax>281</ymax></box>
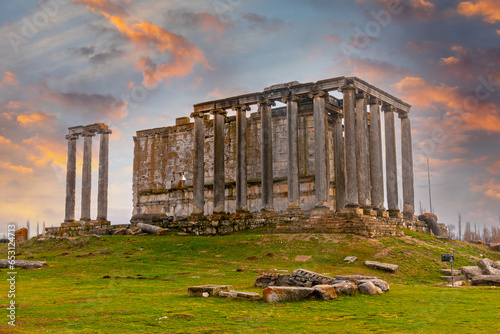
<box><xmin>130</xmin><ymin>76</ymin><xmax>431</xmax><ymax>236</ymax></box>
<box><xmin>61</xmin><ymin>123</ymin><xmax>111</xmax><ymax>228</ymax></box>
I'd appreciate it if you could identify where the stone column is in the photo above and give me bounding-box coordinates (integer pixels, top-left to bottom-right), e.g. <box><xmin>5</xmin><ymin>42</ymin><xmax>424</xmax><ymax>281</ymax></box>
<box><xmin>191</xmin><ymin>112</ymin><xmax>205</xmax><ymax>215</ymax></box>
<box><xmin>369</xmin><ymin>98</ymin><xmax>384</xmax><ymax>211</ymax></box>
<box><xmin>333</xmin><ymin>112</ymin><xmax>346</xmax><ymax>211</ymax></box>
<box><xmin>80</xmin><ymin>132</ymin><xmax>94</xmax><ymax>221</ymax></box>
<box><xmin>64</xmin><ymin>134</ymin><xmax>78</xmax><ymax>222</ymax></box>
<box><xmin>97</xmin><ymin>131</ymin><xmax>111</xmax><ymax>221</ymax></box>
<box><xmin>310</xmin><ymin>90</ymin><xmax>329</xmax><ymax>209</ymax></box>
<box><xmin>383</xmin><ymin>104</ymin><xmax>399</xmax><ymax>216</ymax></box>
<box><xmin>234</xmin><ymin>104</ymin><xmax>250</xmax><ymax>212</ymax></box>
<box><xmin>212</xmin><ymin>108</ymin><xmax>227</xmax><ymax>214</ymax></box>
<box><xmin>355</xmin><ymin>92</ymin><xmax>371</xmax><ymax>209</ymax></box>
<box><xmin>399</xmin><ymin>111</ymin><xmax>415</xmax><ymax>218</ymax></box>
<box><xmin>341</xmin><ymin>84</ymin><xmax>359</xmax><ymax>208</ymax></box>
<box><xmin>282</xmin><ymin>94</ymin><xmax>301</xmax><ymax>212</ymax></box>
<box><xmin>259</xmin><ymin>99</ymin><xmax>275</xmax><ymax>212</ymax></box>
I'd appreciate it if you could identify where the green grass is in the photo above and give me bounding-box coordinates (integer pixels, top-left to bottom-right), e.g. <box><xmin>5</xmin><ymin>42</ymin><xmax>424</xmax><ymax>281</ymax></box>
<box><xmin>1</xmin><ymin>229</ymin><xmax>499</xmax><ymax>333</ymax></box>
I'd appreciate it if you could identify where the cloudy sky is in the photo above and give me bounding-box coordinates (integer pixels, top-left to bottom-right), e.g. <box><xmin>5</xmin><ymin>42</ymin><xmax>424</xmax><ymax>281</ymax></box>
<box><xmin>1</xmin><ymin>0</ymin><xmax>499</xmax><ymax>234</ymax></box>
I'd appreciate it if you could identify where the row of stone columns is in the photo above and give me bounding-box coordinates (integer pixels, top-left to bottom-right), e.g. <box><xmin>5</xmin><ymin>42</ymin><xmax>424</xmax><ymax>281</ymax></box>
<box><xmin>190</xmin><ymin>85</ymin><xmax>414</xmax><ymax>218</ymax></box>
<box><xmin>64</xmin><ymin>128</ymin><xmax>111</xmax><ymax>222</ymax></box>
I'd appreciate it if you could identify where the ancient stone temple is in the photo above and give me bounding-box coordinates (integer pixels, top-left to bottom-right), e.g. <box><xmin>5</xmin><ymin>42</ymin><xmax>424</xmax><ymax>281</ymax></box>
<box><xmin>131</xmin><ymin>76</ymin><xmax>429</xmax><ymax>237</ymax></box>
<box><xmin>60</xmin><ymin>123</ymin><xmax>111</xmax><ymax>230</ymax></box>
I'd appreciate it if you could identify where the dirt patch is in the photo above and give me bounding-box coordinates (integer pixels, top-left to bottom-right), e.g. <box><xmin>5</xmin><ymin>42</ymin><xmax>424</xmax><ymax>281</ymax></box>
<box><xmin>264</xmin><ymin>253</ymin><xmax>276</xmax><ymax>257</ymax></box>
<box><xmin>373</xmin><ymin>247</ymin><xmax>392</xmax><ymax>259</ymax></box>
<box><xmin>294</xmin><ymin>255</ymin><xmax>312</xmax><ymax>262</ymax></box>
<box><xmin>247</xmin><ymin>256</ymin><xmax>259</xmax><ymax>261</ymax></box>
<box><xmin>400</xmin><ymin>235</ymin><xmax>430</xmax><ymax>246</ymax></box>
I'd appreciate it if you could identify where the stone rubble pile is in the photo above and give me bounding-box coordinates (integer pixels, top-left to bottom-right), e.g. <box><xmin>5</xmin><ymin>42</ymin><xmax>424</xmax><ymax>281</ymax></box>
<box><xmin>188</xmin><ymin>269</ymin><xmax>390</xmax><ymax>303</ymax></box>
<box><xmin>440</xmin><ymin>257</ymin><xmax>500</xmax><ymax>286</ymax></box>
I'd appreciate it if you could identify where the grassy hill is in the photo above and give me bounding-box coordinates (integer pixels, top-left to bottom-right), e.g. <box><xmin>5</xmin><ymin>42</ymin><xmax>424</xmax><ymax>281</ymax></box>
<box><xmin>1</xmin><ymin>229</ymin><xmax>499</xmax><ymax>333</ymax></box>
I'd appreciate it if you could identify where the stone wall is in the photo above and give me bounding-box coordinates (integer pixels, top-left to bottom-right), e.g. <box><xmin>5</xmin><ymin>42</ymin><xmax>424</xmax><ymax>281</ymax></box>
<box><xmin>132</xmin><ymin>99</ymin><xmax>340</xmax><ymax>220</ymax></box>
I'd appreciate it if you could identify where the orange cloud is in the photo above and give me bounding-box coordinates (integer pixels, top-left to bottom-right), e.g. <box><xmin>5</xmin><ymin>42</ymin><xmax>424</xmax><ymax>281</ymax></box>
<box><xmin>73</xmin><ymin>0</ymin><xmax>129</xmax><ymax>16</ymax></box>
<box><xmin>486</xmin><ymin>159</ymin><xmax>500</xmax><ymax>174</ymax></box>
<box><xmin>470</xmin><ymin>178</ymin><xmax>500</xmax><ymax>199</ymax></box>
<box><xmin>0</xmin><ymin>136</ymin><xmax>12</xmax><ymax>145</ymax></box>
<box><xmin>23</xmin><ymin>137</ymin><xmax>67</xmax><ymax>168</ymax></box>
<box><xmin>440</xmin><ymin>56</ymin><xmax>460</xmax><ymax>65</ymax></box>
<box><xmin>17</xmin><ymin>112</ymin><xmax>56</xmax><ymax>126</ymax></box>
<box><xmin>0</xmin><ymin>71</ymin><xmax>18</xmax><ymax>86</ymax></box>
<box><xmin>77</xmin><ymin>0</ymin><xmax>212</xmax><ymax>88</ymax></box>
<box><xmin>0</xmin><ymin>161</ymin><xmax>33</xmax><ymax>175</ymax></box>
<box><xmin>457</xmin><ymin>0</ymin><xmax>500</xmax><ymax>23</ymax></box>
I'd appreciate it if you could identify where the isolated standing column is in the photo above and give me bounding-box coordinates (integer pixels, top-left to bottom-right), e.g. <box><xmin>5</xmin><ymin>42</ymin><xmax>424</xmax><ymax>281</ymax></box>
<box><xmin>212</xmin><ymin>108</ymin><xmax>227</xmax><ymax>214</ymax></box>
<box><xmin>260</xmin><ymin>99</ymin><xmax>275</xmax><ymax>211</ymax></box>
<box><xmin>383</xmin><ymin>105</ymin><xmax>399</xmax><ymax>216</ymax></box>
<box><xmin>234</xmin><ymin>104</ymin><xmax>250</xmax><ymax>212</ymax></box>
<box><xmin>369</xmin><ymin>98</ymin><xmax>384</xmax><ymax>211</ymax></box>
<box><xmin>97</xmin><ymin>130</ymin><xmax>111</xmax><ymax>221</ymax></box>
<box><xmin>64</xmin><ymin>134</ymin><xmax>78</xmax><ymax>222</ymax></box>
<box><xmin>400</xmin><ymin>111</ymin><xmax>415</xmax><ymax>218</ymax></box>
<box><xmin>341</xmin><ymin>84</ymin><xmax>359</xmax><ymax>208</ymax></box>
<box><xmin>80</xmin><ymin>132</ymin><xmax>94</xmax><ymax>221</ymax></box>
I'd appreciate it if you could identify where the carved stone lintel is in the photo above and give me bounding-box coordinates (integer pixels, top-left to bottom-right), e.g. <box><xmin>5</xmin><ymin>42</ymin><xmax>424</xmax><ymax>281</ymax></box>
<box><xmin>232</xmin><ymin>104</ymin><xmax>251</xmax><ymax>112</ymax></box>
<box><xmin>281</xmin><ymin>94</ymin><xmax>302</xmax><ymax>104</ymax></box>
<box><xmin>339</xmin><ymin>84</ymin><xmax>357</xmax><ymax>93</ymax></box>
<box><xmin>355</xmin><ymin>92</ymin><xmax>370</xmax><ymax>100</ymax></box>
<box><xmin>258</xmin><ymin>99</ymin><xmax>276</xmax><ymax>107</ymax></box>
<box><xmin>381</xmin><ymin>104</ymin><xmax>396</xmax><ymax>112</ymax></box>
<box><xmin>190</xmin><ymin>111</ymin><xmax>205</xmax><ymax>119</ymax></box>
<box><xmin>368</xmin><ymin>97</ymin><xmax>381</xmax><ymax>105</ymax></box>
<box><xmin>308</xmin><ymin>90</ymin><xmax>328</xmax><ymax>99</ymax></box>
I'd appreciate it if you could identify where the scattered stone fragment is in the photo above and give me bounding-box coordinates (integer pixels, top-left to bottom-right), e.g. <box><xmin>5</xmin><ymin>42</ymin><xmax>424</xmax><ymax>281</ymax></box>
<box><xmin>312</xmin><ymin>285</ymin><xmax>337</xmax><ymax>300</ymax></box>
<box><xmin>330</xmin><ymin>281</ymin><xmax>358</xmax><ymax>295</ymax></box>
<box><xmin>440</xmin><ymin>275</ymin><xmax>466</xmax><ymax>282</ymax></box>
<box><xmin>289</xmin><ymin>269</ymin><xmax>336</xmax><ymax>287</ymax></box>
<box><xmin>254</xmin><ymin>273</ymin><xmax>292</xmax><ymax>287</ymax></box>
<box><xmin>461</xmin><ymin>266</ymin><xmax>483</xmax><ymax>279</ymax></box>
<box><xmin>137</xmin><ymin>222</ymin><xmax>165</xmax><ymax>235</ymax></box>
<box><xmin>112</xmin><ymin>228</ymin><xmax>128</xmax><ymax>235</ymax></box>
<box><xmin>0</xmin><ymin>259</ymin><xmax>47</xmax><ymax>269</ymax></box>
<box><xmin>471</xmin><ymin>275</ymin><xmax>500</xmax><ymax>286</ymax></box>
<box><xmin>492</xmin><ymin>261</ymin><xmax>500</xmax><ymax>270</ymax></box>
<box><xmin>219</xmin><ymin>290</ymin><xmax>260</xmax><ymax>300</ymax></box>
<box><xmin>263</xmin><ymin>286</ymin><xmax>314</xmax><ymax>303</ymax></box>
<box><xmin>357</xmin><ymin>279</ymin><xmax>389</xmax><ymax>292</ymax></box>
<box><xmin>358</xmin><ymin>281</ymin><xmax>383</xmax><ymax>295</ymax></box>
<box><xmin>477</xmin><ymin>258</ymin><xmax>500</xmax><ymax>275</ymax></box>
<box><xmin>440</xmin><ymin>269</ymin><xmax>461</xmax><ymax>276</ymax></box>
<box><xmin>343</xmin><ymin>256</ymin><xmax>357</xmax><ymax>263</ymax></box>
<box><xmin>188</xmin><ymin>285</ymin><xmax>232</xmax><ymax>297</ymax></box>
<box><xmin>364</xmin><ymin>261</ymin><xmax>399</xmax><ymax>273</ymax></box>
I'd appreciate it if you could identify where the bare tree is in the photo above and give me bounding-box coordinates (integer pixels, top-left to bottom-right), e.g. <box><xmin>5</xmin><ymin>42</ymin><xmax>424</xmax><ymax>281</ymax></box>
<box><xmin>447</xmin><ymin>224</ymin><xmax>456</xmax><ymax>240</ymax></box>
<box><xmin>458</xmin><ymin>213</ymin><xmax>462</xmax><ymax>241</ymax></box>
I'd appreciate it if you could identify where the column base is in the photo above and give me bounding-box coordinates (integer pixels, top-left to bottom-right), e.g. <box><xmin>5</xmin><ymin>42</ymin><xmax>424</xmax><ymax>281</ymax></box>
<box><xmin>403</xmin><ymin>212</ymin><xmax>416</xmax><ymax>221</ymax></box>
<box><xmin>388</xmin><ymin>209</ymin><xmax>403</xmax><ymax>218</ymax></box>
<box><xmin>339</xmin><ymin>208</ymin><xmax>364</xmax><ymax>216</ymax></box>
<box><xmin>345</xmin><ymin>203</ymin><xmax>360</xmax><ymax>209</ymax></box>
<box><xmin>363</xmin><ymin>209</ymin><xmax>378</xmax><ymax>216</ymax></box>
<box><xmin>377</xmin><ymin>210</ymin><xmax>390</xmax><ymax>218</ymax></box>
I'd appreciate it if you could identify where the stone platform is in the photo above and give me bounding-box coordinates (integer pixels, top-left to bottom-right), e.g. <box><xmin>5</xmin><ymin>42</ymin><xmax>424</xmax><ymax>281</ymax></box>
<box><xmin>46</xmin><ymin>220</ymin><xmax>111</xmax><ymax>237</ymax></box>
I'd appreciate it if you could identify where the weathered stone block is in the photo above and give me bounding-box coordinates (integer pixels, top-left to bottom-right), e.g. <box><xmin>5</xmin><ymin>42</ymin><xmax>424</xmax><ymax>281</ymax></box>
<box><xmin>312</xmin><ymin>285</ymin><xmax>337</xmax><ymax>300</ymax></box>
<box><xmin>254</xmin><ymin>273</ymin><xmax>291</xmax><ymax>287</ymax></box>
<box><xmin>357</xmin><ymin>279</ymin><xmax>389</xmax><ymax>292</ymax></box>
<box><xmin>219</xmin><ymin>290</ymin><xmax>260</xmax><ymax>300</ymax></box>
<box><xmin>461</xmin><ymin>266</ymin><xmax>483</xmax><ymax>279</ymax></box>
<box><xmin>440</xmin><ymin>269</ymin><xmax>461</xmax><ymax>276</ymax></box>
<box><xmin>188</xmin><ymin>285</ymin><xmax>233</xmax><ymax>297</ymax></box>
<box><xmin>263</xmin><ymin>286</ymin><xmax>314</xmax><ymax>303</ymax></box>
<box><xmin>330</xmin><ymin>282</ymin><xmax>357</xmax><ymax>295</ymax></box>
<box><xmin>343</xmin><ymin>256</ymin><xmax>357</xmax><ymax>263</ymax></box>
<box><xmin>289</xmin><ymin>269</ymin><xmax>336</xmax><ymax>287</ymax></box>
<box><xmin>471</xmin><ymin>275</ymin><xmax>500</xmax><ymax>286</ymax></box>
<box><xmin>364</xmin><ymin>261</ymin><xmax>399</xmax><ymax>273</ymax></box>
<box><xmin>358</xmin><ymin>282</ymin><xmax>382</xmax><ymax>295</ymax></box>
<box><xmin>334</xmin><ymin>275</ymin><xmax>378</xmax><ymax>282</ymax></box>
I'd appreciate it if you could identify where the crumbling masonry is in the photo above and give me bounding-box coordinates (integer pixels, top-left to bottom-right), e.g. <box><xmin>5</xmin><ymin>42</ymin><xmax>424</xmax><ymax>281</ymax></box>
<box><xmin>131</xmin><ymin>77</ymin><xmax>434</xmax><ymax>236</ymax></box>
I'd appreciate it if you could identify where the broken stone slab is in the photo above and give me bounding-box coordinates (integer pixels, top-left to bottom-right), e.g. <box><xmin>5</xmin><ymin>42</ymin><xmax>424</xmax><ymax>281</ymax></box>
<box><xmin>334</xmin><ymin>275</ymin><xmax>378</xmax><ymax>282</ymax></box>
<box><xmin>111</xmin><ymin>228</ymin><xmax>129</xmax><ymax>235</ymax></box>
<box><xmin>263</xmin><ymin>286</ymin><xmax>314</xmax><ymax>303</ymax></box>
<box><xmin>357</xmin><ymin>279</ymin><xmax>389</xmax><ymax>292</ymax></box>
<box><xmin>471</xmin><ymin>275</ymin><xmax>500</xmax><ymax>286</ymax></box>
<box><xmin>343</xmin><ymin>256</ymin><xmax>357</xmax><ymax>263</ymax></box>
<box><xmin>312</xmin><ymin>285</ymin><xmax>337</xmax><ymax>300</ymax></box>
<box><xmin>219</xmin><ymin>290</ymin><xmax>260</xmax><ymax>300</ymax></box>
<box><xmin>364</xmin><ymin>261</ymin><xmax>399</xmax><ymax>273</ymax></box>
<box><xmin>0</xmin><ymin>259</ymin><xmax>47</xmax><ymax>269</ymax></box>
<box><xmin>254</xmin><ymin>273</ymin><xmax>292</xmax><ymax>287</ymax></box>
<box><xmin>492</xmin><ymin>261</ymin><xmax>500</xmax><ymax>270</ymax></box>
<box><xmin>330</xmin><ymin>281</ymin><xmax>358</xmax><ymax>295</ymax></box>
<box><xmin>440</xmin><ymin>269</ymin><xmax>461</xmax><ymax>276</ymax></box>
<box><xmin>358</xmin><ymin>281</ymin><xmax>383</xmax><ymax>295</ymax></box>
<box><xmin>289</xmin><ymin>269</ymin><xmax>336</xmax><ymax>287</ymax></box>
<box><xmin>440</xmin><ymin>275</ymin><xmax>466</xmax><ymax>282</ymax></box>
<box><xmin>477</xmin><ymin>258</ymin><xmax>500</xmax><ymax>275</ymax></box>
<box><xmin>187</xmin><ymin>285</ymin><xmax>232</xmax><ymax>297</ymax></box>
<box><xmin>461</xmin><ymin>266</ymin><xmax>483</xmax><ymax>279</ymax></box>
<box><xmin>137</xmin><ymin>222</ymin><xmax>165</xmax><ymax>235</ymax></box>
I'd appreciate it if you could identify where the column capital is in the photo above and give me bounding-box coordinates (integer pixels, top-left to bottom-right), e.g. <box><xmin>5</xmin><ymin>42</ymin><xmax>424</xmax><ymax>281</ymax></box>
<box><xmin>308</xmin><ymin>90</ymin><xmax>328</xmax><ymax>99</ymax></box>
<box><xmin>381</xmin><ymin>104</ymin><xmax>397</xmax><ymax>112</ymax></box>
<box><xmin>281</xmin><ymin>94</ymin><xmax>302</xmax><ymax>104</ymax></box>
<box><xmin>355</xmin><ymin>92</ymin><xmax>370</xmax><ymax>100</ymax></box>
<box><xmin>65</xmin><ymin>134</ymin><xmax>79</xmax><ymax>140</ymax></box>
<box><xmin>258</xmin><ymin>99</ymin><xmax>276</xmax><ymax>107</ymax></box>
<box><xmin>368</xmin><ymin>97</ymin><xmax>382</xmax><ymax>105</ymax></box>
<box><xmin>398</xmin><ymin>111</ymin><xmax>410</xmax><ymax>119</ymax></box>
<box><xmin>210</xmin><ymin>108</ymin><xmax>228</xmax><ymax>116</ymax></box>
<box><xmin>82</xmin><ymin>131</ymin><xmax>96</xmax><ymax>137</ymax></box>
<box><xmin>190</xmin><ymin>111</ymin><xmax>205</xmax><ymax>119</ymax></box>
<box><xmin>232</xmin><ymin>104</ymin><xmax>251</xmax><ymax>112</ymax></box>
<box><xmin>339</xmin><ymin>84</ymin><xmax>357</xmax><ymax>93</ymax></box>
<box><xmin>99</xmin><ymin>130</ymin><xmax>112</xmax><ymax>135</ymax></box>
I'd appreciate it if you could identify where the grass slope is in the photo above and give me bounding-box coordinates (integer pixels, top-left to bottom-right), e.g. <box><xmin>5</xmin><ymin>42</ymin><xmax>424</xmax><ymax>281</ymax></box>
<box><xmin>1</xmin><ymin>229</ymin><xmax>499</xmax><ymax>333</ymax></box>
